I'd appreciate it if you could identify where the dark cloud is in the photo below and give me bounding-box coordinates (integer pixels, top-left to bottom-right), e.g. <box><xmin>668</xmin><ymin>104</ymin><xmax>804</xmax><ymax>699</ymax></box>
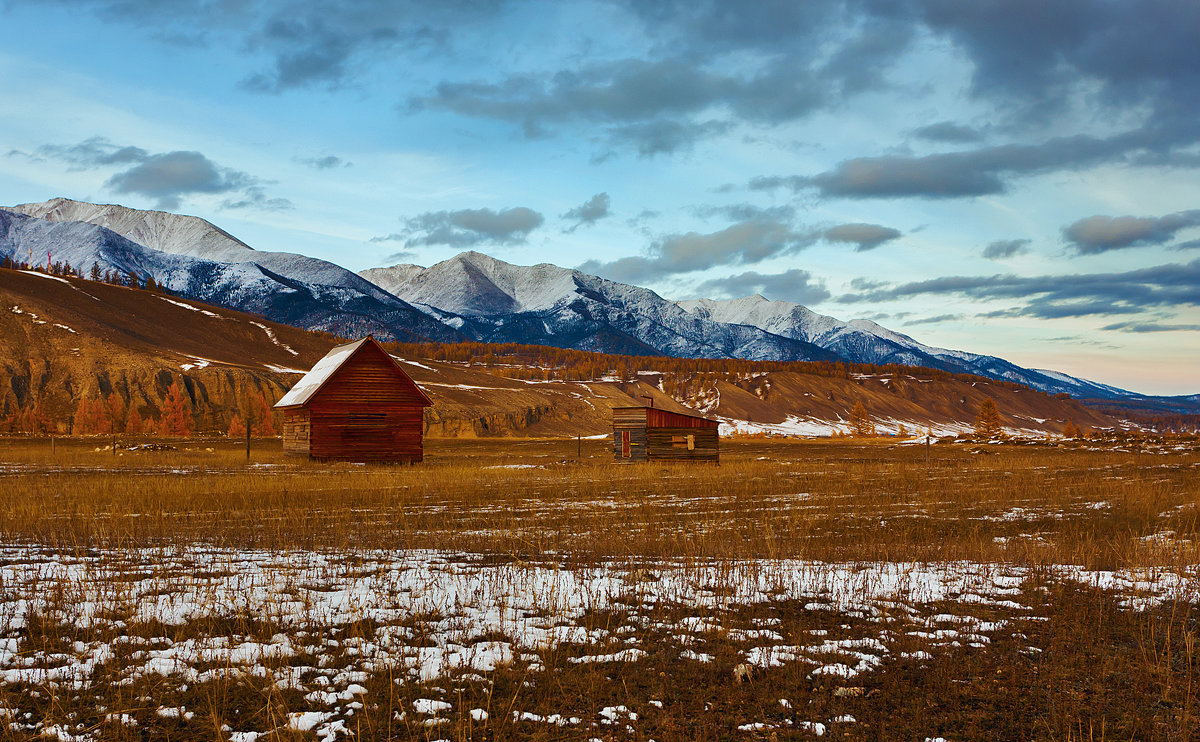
<box><xmin>869</xmin><ymin>0</ymin><xmax>1200</xmax><ymax>126</ymax></box>
<box><xmin>562</xmin><ymin>192</ymin><xmax>611</xmax><ymax>231</ymax></box>
<box><xmin>912</xmin><ymin>121</ymin><xmax>984</xmax><ymax>144</ymax></box>
<box><xmin>297</xmin><ymin>154</ymin><xmax>351</xmax><ymax>170</ymax></box>
<box><xmin>823</xmin><ymin>222</ymin><xmax>901</xmax><ymax>251</ymax></box>
<box><xmin>982</xmin><ymin>239</ymin><xmax>1031</xmax><ymax>260</ymax></box>
<box><xmin>693</xmin><ymin>268</ymin><xmax>831</xmax><ymax>305</ymax></box>
<box><xmin>1063</xmin><ymin>210</ymin><xmax>1200</xmax><ymax>254</ymax></box>
<box><xmin>839</xmin><ymin>258</ymin><xmax>1200</xmax><ymax>319</ymax></box>
<box><xmin>579</xmin><ymin>217</ymin><xmax>818</xmax><ymax>283</ymax></box>
<box><xmin>1101</xmin><ymin>321</ymin><xmax>1200</xmax><ymax>333</ymax></box>
<box><xmin>379</xmin><ymin>206</ymin><xmax>544</xmax><ymax>247</ymax></box>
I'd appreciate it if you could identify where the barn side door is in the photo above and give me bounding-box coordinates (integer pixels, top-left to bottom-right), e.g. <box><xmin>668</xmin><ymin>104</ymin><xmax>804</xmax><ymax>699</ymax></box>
<box><xmin>621</xmin><ymin>431</ymin><xmax>631</xmax><ymax>458</ymax></box>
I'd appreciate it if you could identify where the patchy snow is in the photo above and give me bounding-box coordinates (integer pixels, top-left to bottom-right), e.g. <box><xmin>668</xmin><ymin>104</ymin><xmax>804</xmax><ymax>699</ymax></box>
<box><xmin>250</xmin><ymin>321</ymin><xmax>298</xmax><ymax>356</ymax></box>
<box><xmin>160</xmin><ymin>296</ymin><xmax>222</xmax><ymax>318</ymax></box>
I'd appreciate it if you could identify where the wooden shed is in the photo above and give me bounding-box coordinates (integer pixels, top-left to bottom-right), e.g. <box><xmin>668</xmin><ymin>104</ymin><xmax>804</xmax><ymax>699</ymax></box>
<box><xmin>612</xmin><ymin>406</ymin><xmax>720</xmax><ymax>463</ymax></box>
<box><xmin>274</xmin><ymin>336</ymin><xmax>433</xmax><ymax>463</ymax></box>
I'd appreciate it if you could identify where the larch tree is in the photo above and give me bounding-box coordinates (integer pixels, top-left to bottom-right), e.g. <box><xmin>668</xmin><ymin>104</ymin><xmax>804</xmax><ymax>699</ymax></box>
<box><xmin>125</xmin><ymin>407</ymin><xmax>146</xmax><ymax>436</ymax></box>
<box><xmin>159</xmin><ymin>380</ymin><xmax>194</xmax><ymax>437</ymax></box>
<box><xmin>974</xmin><ymin>399</ymin><xmax>1003</xmax><ymax>438</ymax></box>
<box><xmin>849</xmin><ymin>401</ymin><xmax>874</xmax><ymax>437</ymax></box>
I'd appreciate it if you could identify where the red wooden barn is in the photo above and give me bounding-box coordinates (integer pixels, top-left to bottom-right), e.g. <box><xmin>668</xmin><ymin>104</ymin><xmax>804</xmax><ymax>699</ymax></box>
<box><xmin>274</xmin><ymin>336</ymin><xmax>433</xmax><ymax>463</ymax></box>
<box><xmin>612</xmin><ymin>406</ymin><xmax>720</xmax><ymax>463</ymax></box>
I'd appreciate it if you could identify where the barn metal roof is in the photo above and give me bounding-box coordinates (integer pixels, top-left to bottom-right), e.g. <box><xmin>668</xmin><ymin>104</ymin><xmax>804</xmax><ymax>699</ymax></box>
<box><xmin>274</xmin><ymin>338</ymin><xmax>369</xmax><ymax>408</ymax></box>
<box><xmin>274</xmin><ymin>336</ymin><xmax>433</xmax><ymax>409</ymax></box>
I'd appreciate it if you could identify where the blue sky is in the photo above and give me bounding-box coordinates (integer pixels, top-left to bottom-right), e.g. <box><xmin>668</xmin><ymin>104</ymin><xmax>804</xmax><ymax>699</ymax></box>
<box><xmin>1</xmin><ymin>0</ymin><xmax>1198</xmax><ymax>394</ymax></box>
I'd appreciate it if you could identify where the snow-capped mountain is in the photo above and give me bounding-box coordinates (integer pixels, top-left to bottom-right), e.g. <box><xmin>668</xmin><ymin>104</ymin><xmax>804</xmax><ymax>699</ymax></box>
<box><xmin>11</xmin><ymin>198</ymin><xmax>391</xmax><ymax>300</ymax></box>
<box><xmin>676</xmin><ymin>295</ymin><xmax>1138</xmax><ymax>398</ymax></box>
<box><xmin>364</xmin><ymin>252</ymin><xmax>1153</xmax><ymax>400</ymax></box>
<box><xmin>0</xmin><ymin>205</ymin><xmax>459</xmax><ymax>344</ymax></box>
<box><xmin>361</xmin><ymin>251</ymin><xmax>839</xmax><ymax>361</ymax></box>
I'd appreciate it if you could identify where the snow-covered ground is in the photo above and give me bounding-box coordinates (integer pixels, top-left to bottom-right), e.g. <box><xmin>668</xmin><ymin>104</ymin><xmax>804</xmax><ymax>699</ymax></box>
<box><xmin>0</xmin><ymin>545</ymin><xmax>1193</xmax><ymax>741</ymax></box>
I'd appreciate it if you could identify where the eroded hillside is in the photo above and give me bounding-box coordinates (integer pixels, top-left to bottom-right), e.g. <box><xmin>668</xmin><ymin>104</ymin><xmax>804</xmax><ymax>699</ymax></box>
<box><xmin>0</xmin><ymin>267</ymin><xmax>1119</xmax><ymax>437</ymax></box>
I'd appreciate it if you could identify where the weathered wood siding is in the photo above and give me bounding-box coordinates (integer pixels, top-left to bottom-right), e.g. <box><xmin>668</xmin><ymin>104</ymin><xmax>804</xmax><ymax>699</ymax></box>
<box><xmin>612</xmin><ymin>406</ymin><xmax>719</xmax><ymax>463</ymax></box>
<box><xmin>644</xmin><ymin>426</ymin><xmax>719</xmax><ymax>462</ymax></box>
<box><xmin>281</xmin><ymin>408</ymin><xmax>311</xmax><ymax>456</ymax></box>
<box><xmin>303</xmin><ymin>341</ymin><xmax>428</xmax><ymax>463</ymax></box>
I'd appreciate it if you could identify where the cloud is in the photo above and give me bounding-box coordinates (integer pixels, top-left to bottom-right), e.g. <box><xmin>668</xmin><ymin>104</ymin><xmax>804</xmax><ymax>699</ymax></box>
<box><xmin>220</xmin><ymin>186</ymin><xmax>294</xmax><ymax>212</ymax></box>
<box><xmin>750</xmin><ymin>125</ymin><xmax>1199</xmax><ymax>200</ymax></box>
<box><xmin>102</xmin><ymin>151</ymin><xmax>254</xmax><ymax>210</ymax></box>
<box><xmin>562</xmin><ymin>192</ymin><xmax>610</xmax><ymax>231</ymax></box>
<box><xmin>601</xmin><ymin>119</ymin><xmax>733</xmax><ymax>158</ymax></box>
<box><xmin>693</xmin><ymin>268</ymin><xmax>831</xmax><ymax>305</ymax></box>
<box><xmin>579</xmin><ymin>217</ymin><xmax>818</xmax><ymax>283</ymax></box>
<box><xmin>37</xmin><ymin>137</ymin><xmax>149</xmax><ymax>168</ymax></box>
<box><xmin>982</xmin><ymin>239</ymin><xmax>1031</xmax><ymax>260</ymax></box>
<box><xmin>912</xmin><ymin>121</ymin><xmax>984</xmax><ymax>143</ymax></box>
<box><xmin>1063</xmin><ymin>210</ymin><xmax>1200</xmax><ymax>254</ymax></box>
<box><xmin>1101</xmin><ymin>321</ymin><xmax>1200</xmax><ymax>333</ymax></box>
<box><xmin>297</xmin><ymin>154</ymin><xmax>351</xmax><ymax>170</ymax></box>
<box><xmin>413</xmin><ymin>53</ymin><xmax>836</xmax><ymax>154</ymax></box>
<box><xmin>903</xmin><ymin>314</ymin><xmax>963</xmax><ymax>325</ymax></box>
<box><xmin>823</xmin><ymin>222</ymin><xmax>901</xmax><ymax>251</ymax></box>
<box><xmin>34</xmin><ymin>137</ymin><xmax>286</xmax><ymax>211</ymax></box>
<box><xmin>380</xmin><ymin>206</ymin><xmax>544</xmax><ymax>247</ymax></box>
<box><xmin>838</xmin><ymin>258</ymin><xmax>1200</xmax><ymax>319</ymax></box>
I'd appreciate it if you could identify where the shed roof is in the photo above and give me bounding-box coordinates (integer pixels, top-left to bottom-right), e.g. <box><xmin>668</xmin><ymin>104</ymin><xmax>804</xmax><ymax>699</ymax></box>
<box><xmin>274</xmin><ymin>336</ymin><xmax>433</xmax><ymax>409</ymax></box>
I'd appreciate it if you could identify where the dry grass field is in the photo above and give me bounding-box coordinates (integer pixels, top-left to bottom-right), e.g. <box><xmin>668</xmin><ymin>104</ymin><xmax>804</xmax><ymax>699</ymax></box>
<box><xmin>0</xmin><ymin>434</ymin><xmax>1197</xmax><ymax>740</ymax></box>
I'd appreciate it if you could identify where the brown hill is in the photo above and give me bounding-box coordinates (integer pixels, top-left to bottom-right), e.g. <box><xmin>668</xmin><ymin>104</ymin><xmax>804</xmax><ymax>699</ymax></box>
<box><xmin>0</xmin><ymin>267</ymin><xmax>1119</xmax><ymax>437</ymax></box>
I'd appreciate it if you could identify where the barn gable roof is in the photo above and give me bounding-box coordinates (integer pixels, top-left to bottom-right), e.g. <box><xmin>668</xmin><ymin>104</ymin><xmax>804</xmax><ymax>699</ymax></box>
<box><xmin>274</xmin><ymin>336</ymin><xmax>433</xmax><ymax>409</ymax></box>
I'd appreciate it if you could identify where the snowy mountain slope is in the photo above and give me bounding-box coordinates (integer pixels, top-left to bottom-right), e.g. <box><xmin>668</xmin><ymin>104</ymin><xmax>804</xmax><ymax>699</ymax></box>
<box><xmin>361</xmin><ymin>252</ymin><xmax>840</xmax><ymax>362</ymax></box>
<box><xmin>0</xmin><ymin>208</ymin><xmax>460</xmax><ymax>344</ymax></box>
<box><xmin>10</xmin><ymin>198</ymin><xmax>394</xmax><ymax>301</ymax></box>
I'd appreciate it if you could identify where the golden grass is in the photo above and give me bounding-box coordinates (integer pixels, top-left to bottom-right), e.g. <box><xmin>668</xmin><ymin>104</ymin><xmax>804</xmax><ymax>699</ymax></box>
<box><xmin>0</xmin><ymin>434</ymin><xmax>1197</xmax><ymax>740</ymax></box>
<box><xmin>0</xmin><ymin>435</ymin><xmax>1196</xmax><ymax>570</ymax></box>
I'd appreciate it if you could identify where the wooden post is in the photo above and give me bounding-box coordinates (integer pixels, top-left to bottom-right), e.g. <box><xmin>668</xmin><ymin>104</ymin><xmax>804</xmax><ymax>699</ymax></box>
<box><xmin>50</xmin><ymin>436</ymin><xmax>55</xmax><ymax>456</ymax></box>
<box><xmin>246</xmin><ymin>419</ymin><xmax>251</xmax><ymax>461</ymax></box>
<box><xmin>925</xmin><ymin>435</ymin><xmax>931</xmax><ymax>464</ymax></box>
<box><xmin>577</xmin><ymin>433</ymin><xmax>581</xmax><ymax>460</ymax></box>
<box><xmin>113</xmin><ymin>435</ymin><xmax>117</xmax><ymax>456</ymax></box>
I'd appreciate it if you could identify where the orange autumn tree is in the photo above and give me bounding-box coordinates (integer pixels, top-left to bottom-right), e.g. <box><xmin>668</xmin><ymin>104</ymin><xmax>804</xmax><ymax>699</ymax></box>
<box><xmin>249</xmin><ymin>390</ymin><xmax>277</xmax><ymax>437</ymax></box>
<box><xmin>228</xmin><ymin>414</ymin><xmax>247</xmax><ymax>438</ymax></box>
<box><xmin>125</xmin><ymin>407</ymin><xmax>147</xmax><ymax>435</ymax></box>
<box><xmin>159</xmin><ymin>380</ymin><xmax>194</xmax><ymax>437</ymax></box>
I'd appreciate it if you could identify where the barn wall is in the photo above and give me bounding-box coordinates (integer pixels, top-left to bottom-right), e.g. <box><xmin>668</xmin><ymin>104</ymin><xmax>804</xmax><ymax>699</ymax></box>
<box><xmin>308</xmin><ymin>406</ymin><xmax>425</xmax><ymax>462</ymax></box>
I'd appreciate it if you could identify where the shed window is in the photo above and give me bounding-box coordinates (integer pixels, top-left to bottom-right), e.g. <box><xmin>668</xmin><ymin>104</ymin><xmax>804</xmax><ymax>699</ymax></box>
<box><xmin>671</xmin><ymin>434</ymin><xmax>696</xmax><ymax>450</ymax></box>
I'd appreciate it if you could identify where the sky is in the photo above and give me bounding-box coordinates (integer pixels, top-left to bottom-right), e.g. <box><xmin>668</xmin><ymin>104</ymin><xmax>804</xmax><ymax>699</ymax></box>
<box><xmin>1</xmin><ymin>0</ymin><xmax>1197</xmax><ymax>395</ymax></box>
